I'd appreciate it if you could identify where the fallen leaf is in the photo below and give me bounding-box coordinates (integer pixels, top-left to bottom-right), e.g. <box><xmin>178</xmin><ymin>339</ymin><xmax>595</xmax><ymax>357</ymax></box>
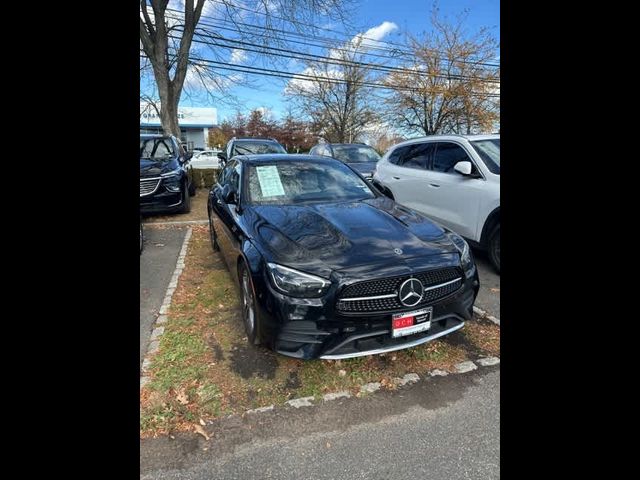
<box><xmin>326</xmin><ymin>442</ymin><xmax>331</xmax><ymax>448</ymax></box>
<box><xmin>176</xmin><ymin>389</ymin><xmax>189</xmax><ymax>405</ymax></box>
<box><xmin>199</xmin><ymin>418</ymin><xmax>206</xmax><ymax>426</ymax></box>
<box><xmin>193</xmin><ymin>424</ymin><xmax>210</xmax><ymax>441</ymax></box>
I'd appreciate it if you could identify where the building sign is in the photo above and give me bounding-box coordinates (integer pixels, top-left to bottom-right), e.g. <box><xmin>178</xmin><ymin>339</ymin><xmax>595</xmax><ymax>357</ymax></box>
<box><xmin>140</xmin><ymin>103</ymin><xmax>217</xmax><ymax>127</ymax></box>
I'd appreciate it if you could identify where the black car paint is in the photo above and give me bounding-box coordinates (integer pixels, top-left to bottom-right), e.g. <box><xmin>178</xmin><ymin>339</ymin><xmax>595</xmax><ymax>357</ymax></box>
<box><xmin>208</xmin><ymin>154</ymin><xmax>479</xmax><ymax>359</ymax></box>
<box><xmin>140</xmin><ymin>134</ymin><xmax>194</xmax><ymax>213</ymax></box>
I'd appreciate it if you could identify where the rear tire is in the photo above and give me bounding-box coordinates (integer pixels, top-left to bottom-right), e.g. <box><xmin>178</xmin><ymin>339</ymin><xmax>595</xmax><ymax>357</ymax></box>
<box><xmin>488</xmin><ymin>224</ymin><xmax>500</xmax><ymax>273</ymax></box>
<box><xmin>208</xmin><ymin>214</ymin><xmax>220</xmax><ymax>252</ymax></box>
<box><xmin>188</xmin><ymin>180</ymin><xmax>196</xmax><ymax>196</ymax></box>
<box><xmin>179</xmin><ymin>182</ymin><xmax>191</xmax><ymax>214</ymax></box>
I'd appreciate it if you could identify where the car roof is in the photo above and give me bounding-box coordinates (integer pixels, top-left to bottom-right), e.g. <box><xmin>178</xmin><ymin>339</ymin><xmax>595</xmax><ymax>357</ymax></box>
<box><xmin>233</xmin><ymin>138</ymin><xmax>280</xmax><ymax>143</ymax></box>
<box><xmin>238</xmin><ymin>154</ymin><xmax>335</xmax><ymax>164</ymax></box>
<box><xmin>325</xmin><ymin>143</ymin><xmax>370</xmax><ymax>147</ymax></box>
<box><xmin>140</xmin><ymin>134</ymin><xmax>171</xmax><ymax>139</ymax></box>
<box><xmin>391</xmin><ymin>133</ymin><xmax>499</xmax><ymax>149</ymax></box>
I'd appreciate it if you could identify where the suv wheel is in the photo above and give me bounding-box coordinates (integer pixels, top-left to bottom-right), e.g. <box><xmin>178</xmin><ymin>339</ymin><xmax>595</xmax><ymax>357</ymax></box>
<box><xmin>488</xmin><ymin>224</ymin><xmax>500</xmax><ymax>273</ymax></box>
<box><xmin>188</xmin><ymin>180</ymin><xmax>196</xmax><ymax>197</ymax></box>
<box><xmin>179</xmin><ymin>182</ymin><xmax>191</xmax><ymax>214</ymax></box>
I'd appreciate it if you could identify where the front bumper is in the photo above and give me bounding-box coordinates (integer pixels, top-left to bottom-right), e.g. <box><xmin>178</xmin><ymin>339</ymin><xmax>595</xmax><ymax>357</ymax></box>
<box><xmin>253</xmin><ymin>260</ymin><xmax>479</xmax><ymax>360</ymax></box>
<box><xmin>140</xmin><ymin>190</ymin><xmax>184</xmax><ymax>214</ymax></box>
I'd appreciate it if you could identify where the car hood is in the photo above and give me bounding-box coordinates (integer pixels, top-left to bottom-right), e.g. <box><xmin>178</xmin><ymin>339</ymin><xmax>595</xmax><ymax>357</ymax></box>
<box><xmin>246</xmin><ymin>197</ymin><xmax>458</xmax><ymax>277</ymax></box>
<box><xmin>347</xmin><ymin>162</ymin><xmax>377</xmax><ymax>175</ymax></box>
<box><xmin>140</xmin><ymin>158</ymin><xmax>179</xmax><ymax>177</ymax></box>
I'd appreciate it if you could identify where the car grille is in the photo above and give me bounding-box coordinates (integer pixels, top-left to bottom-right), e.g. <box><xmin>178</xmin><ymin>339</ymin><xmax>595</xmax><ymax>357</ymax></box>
<box><xmin>336</xmin><ymin>267</ymin><xmax>463</xmax><ymax>315</ymax></box>
<box><xmin>140</xmin><ymin>178</ymin><xmax>161</xmax><ymax>197</ymax></box>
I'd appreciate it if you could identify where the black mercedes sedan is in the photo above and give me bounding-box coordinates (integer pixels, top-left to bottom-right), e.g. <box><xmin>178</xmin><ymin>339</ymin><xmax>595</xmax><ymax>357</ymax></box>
<box><xmin>207</xmin><ymin>154</ymin><xmax>479</xmax><ymax>360</ymax></box>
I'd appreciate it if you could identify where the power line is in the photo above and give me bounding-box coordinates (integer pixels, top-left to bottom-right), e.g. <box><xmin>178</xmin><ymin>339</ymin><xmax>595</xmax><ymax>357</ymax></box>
<box><xmin>162</xmin><ymin>5</ymin><xmax>500</xmax><ymax>69</ymax></box>
<box><xmin>140</xmin><ymin>52</ymin><xmax>500</xmax><ymax>98</ymax></box>
<box><xmin>183</xmin><ymin>28</ymin><xmax>500</xmax><ymax>85</ymax></box>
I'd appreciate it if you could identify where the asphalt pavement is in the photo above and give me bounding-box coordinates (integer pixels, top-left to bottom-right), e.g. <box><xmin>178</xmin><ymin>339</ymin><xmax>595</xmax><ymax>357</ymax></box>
<box><xmin>473</xmin><ymin>250</ymin><xmax>500</xmax><ymax>318</ymax></box>
<box><xmin>139</xmin><ymin>226</ymin><xmax>187</xmax><ymax>366</ymax></box>
<box><xmin>140</xmin><ymin>367</ymin><xmax>500</xmax><ymax>479</ymax></box>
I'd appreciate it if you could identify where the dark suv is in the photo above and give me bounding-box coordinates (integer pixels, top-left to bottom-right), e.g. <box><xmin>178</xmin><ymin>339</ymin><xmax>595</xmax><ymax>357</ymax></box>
<box><xmin>309</xmin><ymin>142</ymin><xmax>381</xmax><ymax>179</ymax></box>
<box><xmin>140</xmin><ymin>134</ymin><xmax>195</xmax><ymax>214</ymax></box>
<box><xmin>218</xmin><ymin>137</ymin><xmax>286</xmax><ymax>166</ymax></box>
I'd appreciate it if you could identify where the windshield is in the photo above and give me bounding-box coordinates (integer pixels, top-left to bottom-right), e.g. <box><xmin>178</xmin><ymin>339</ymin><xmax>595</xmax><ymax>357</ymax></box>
<box><xmin>331</xmin><ymin>145</ymin><xmax>381</xmax><ymax>163</ymax></box>
<box><xmin>232</xmin><ymin>141</ymin><xmax>286</xmax><ymax>156</ymax></box>
<box><xmin>470</xmin><ymin>139</ymin><xmax>500</xmax><ymax>174</ymax></box>
<box><xmin>140</xmin><ymin>137</ymin><xmax>175</xmax><ymax>161</ymax></box>
<box><xmin>246</xmin><ymin>160</ymin><xmax>376</xmax><ymax>205</ymax></box>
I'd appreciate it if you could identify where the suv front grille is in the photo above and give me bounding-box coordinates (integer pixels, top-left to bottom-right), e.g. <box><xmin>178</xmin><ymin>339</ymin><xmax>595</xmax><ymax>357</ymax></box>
<box><xmin>140</xmin><ymin>178</ymin><xmax>161</xmax><ymax>197</ymax></box>
<box><xmin>336</xmin><ymin>267</ymin><xmax>463</xmax><ymax>315</ymax></box>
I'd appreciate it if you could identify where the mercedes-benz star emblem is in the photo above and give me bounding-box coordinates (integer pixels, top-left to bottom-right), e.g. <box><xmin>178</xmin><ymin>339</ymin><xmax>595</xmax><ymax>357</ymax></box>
<box><xmin>398</xmin><ymin>278</ymin><xmax>424</xmax><ymax>307</ymax></box>
<box><xmin>394</xmin><ymin>248</ymin><xmax>403</xmax><ymax>255</ymax></box>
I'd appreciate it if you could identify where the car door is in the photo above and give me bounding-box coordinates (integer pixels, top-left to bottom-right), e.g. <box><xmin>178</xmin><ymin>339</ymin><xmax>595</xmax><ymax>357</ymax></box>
<box><xmin>420</xmin><ymin>141</ymin><xmax>485</xmax><ymax>239</ymax></box>
<box><xmin>379</xmin><ymin>143</ymin><xmax>436</xmax><ymax>214</ymax></box>
<box><xmin>210</xmin><ymin>160</ymin><xmax>239</xmax><ymax>268</ymax></box>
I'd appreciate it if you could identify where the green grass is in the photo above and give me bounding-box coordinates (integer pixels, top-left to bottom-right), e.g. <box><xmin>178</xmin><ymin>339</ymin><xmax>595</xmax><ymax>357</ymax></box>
<box><xmin>147</xmin><ymin>330</ymin><xmax>208</xmax><ymax>393</ymax></box>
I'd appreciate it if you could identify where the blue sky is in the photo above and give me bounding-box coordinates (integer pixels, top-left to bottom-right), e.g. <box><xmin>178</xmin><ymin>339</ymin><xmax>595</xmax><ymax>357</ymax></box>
<box><xmin>172</xmin><ymin>0</ymin><xmax>500</xmax><ymax>123</ymax></box>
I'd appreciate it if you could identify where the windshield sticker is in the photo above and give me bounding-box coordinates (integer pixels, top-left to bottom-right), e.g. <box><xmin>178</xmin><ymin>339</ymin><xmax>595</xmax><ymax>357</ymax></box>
<box><xmin>256</xmin><ymin>165</ymin><xmax>285</xmax><ymax>197</ymax></box>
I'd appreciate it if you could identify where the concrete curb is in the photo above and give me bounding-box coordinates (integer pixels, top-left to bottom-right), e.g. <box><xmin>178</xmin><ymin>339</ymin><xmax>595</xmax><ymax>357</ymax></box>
<box><xmin>473</xmin><ymin>305</ymin><xmax>500</xmax><ymax>325</ymax></box>
<box><xmin>232</xmin><ymin>357</ymin><xmax>500</xmax><ymax>422</ymax></box>
<box><xmin>140</xmin><ymin>227</ymin><xmax>193</xmax><ymax>388</ymax></box>
<box><xmin>144</xmin><ymin>220</ymin><xmax>209</xmax><ymax>227</ymax></box>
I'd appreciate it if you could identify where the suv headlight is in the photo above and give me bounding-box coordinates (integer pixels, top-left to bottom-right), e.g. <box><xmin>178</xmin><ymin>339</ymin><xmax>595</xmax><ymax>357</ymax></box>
<box><xmin>448</xmin><ymin>232</ymin><xmax>472</xmax><ymax>270</ymax></box>
<box><xmin>267</xmin><ymin>263</ymin><xmax>331</xmax><ymax>298</ymax></box>
<box><xmin>161</xmin><ymin>171</ymin><xmax>181</xmax><ymax>192</ymax></box>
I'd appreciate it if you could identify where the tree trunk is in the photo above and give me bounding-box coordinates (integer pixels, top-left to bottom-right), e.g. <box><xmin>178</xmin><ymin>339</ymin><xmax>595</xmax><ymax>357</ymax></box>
<box><xmin>156</xmin><ymin>76</ymin><xmax>181</xmax><ymax>138</ymax></box>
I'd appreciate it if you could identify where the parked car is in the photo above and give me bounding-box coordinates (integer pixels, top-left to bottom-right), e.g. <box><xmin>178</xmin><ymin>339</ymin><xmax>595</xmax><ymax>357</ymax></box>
<box><xmin>217</xmin><ymin>137</ymin><xmax>286</xmax><ymax>166</ymax></box>
<box><xmin>191</xmin><ymin>149</ymin><xmax>221</xmax><ymax>169</ymax></box>
<box><xmin>309</xmin><ymin>142</ymin><xmax>381</xmax><ymax>179</ymax></box>
<box><xmin>140</xmin><ymin>134</ymin><xmax>196</xmax><ymax>214</ymax></box>
<box><xmin>373</xmin><ymin>134</ymin><xmax>500</xmax><ymax>272</ymax></box>
<box><xmin>207</xmin><ymin>154</ymin><xmax>479</xmax><ymax>360</ymax></box>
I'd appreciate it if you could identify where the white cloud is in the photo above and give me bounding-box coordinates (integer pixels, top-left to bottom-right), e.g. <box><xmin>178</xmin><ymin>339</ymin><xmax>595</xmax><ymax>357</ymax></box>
<box><xmin>230</xmin><ymin>49</ymin><xmax>247</xmax><ymax>64</ymax></box>
<box><xmin>353</xmin><ymin>21</ymin><xmax>398</xmax><ymax>49</ymax></box>
<box><xmin>285</xmin><ymin>66</ymin><xmax>344</xmax><ymax>93</ymax></box>
<box><xmin>328</xmin><ymin>21</ymin><xmax>398</xmax><ymax>58</ymax></box>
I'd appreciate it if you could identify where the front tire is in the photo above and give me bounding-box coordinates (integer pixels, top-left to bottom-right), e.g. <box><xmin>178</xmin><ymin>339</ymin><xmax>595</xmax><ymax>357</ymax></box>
<box><xmin>239</xmin><ymin>264</ymin><xmax>260</xmax><ymax>345</ymax></box>
<box><xmin>488</xmin><ymin>224</ymin><xmax>500</xmax><ymax>273</ymax></box>
<box><xmin>179</xmin><ymin>182</ymin><xmax>191</xmax><ymax>214</ymax></box>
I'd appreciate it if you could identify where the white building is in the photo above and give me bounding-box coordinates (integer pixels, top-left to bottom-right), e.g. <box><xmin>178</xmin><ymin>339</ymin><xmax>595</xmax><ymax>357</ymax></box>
<box><xmin>140</xmin><ymin>104</ymin><xmax>217</xmax><ymax>150</ymax></box>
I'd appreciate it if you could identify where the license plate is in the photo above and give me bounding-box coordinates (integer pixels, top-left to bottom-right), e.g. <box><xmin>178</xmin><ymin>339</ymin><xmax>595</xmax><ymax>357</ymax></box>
<box><xmin>391</xmin><ymin>308</ymin><xmax>433</xmax><ymax>338</ymax></box>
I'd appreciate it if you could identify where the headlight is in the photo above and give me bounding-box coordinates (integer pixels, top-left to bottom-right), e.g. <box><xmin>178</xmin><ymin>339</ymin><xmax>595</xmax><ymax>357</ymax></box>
<box><xmin>267</xmin><ymin>263</ymin><xmax>331</xmax><ymax>298</ymax></box>
<box><xmin>161</xmin><ymin>171</ymin><xmax>181</xmax><ymax>192</ymax></box>
<box><xmin>448</xmin><ymin>232</ymin><xmax>472</xmax><ymax>269</ymax></box>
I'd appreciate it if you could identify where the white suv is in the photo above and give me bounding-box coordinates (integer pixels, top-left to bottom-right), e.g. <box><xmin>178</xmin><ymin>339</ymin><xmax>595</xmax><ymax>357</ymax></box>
<box><xmin>373</xmin><ymin>134</ymin><xmax>500</xmax><ymax>272</ymax></box>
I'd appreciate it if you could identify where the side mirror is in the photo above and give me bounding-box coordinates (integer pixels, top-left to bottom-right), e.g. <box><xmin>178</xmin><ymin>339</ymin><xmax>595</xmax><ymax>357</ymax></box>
<box><xmin>453</xmin><ymin>161</ymin><xmax>473</xmax><ymax>176</ymax></box>
<box><xmin>221</xmin><ymin>184</ymin><xmax>237</xmax><ymax>204</ymax></box>
<box><xmin>185</xmin><ymin>151</ymin><xmax>193</xmax><ymax>161</ymax></box>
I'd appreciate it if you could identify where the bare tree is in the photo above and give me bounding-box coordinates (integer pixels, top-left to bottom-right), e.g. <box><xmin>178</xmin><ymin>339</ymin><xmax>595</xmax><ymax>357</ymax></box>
<box><xmin>140</xmin><ymin>0</ymin><xmax>356</xmax><ymax>138</ymax></box>
<box><xmin>286</xmin><ymin>40</ymin><xmax>378</xmax><ymax>143</ymax></box>
<box><xmin>383</xmin><ymin>9</ymin><xmax>499</xmax><ymax>136</ymax></box>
